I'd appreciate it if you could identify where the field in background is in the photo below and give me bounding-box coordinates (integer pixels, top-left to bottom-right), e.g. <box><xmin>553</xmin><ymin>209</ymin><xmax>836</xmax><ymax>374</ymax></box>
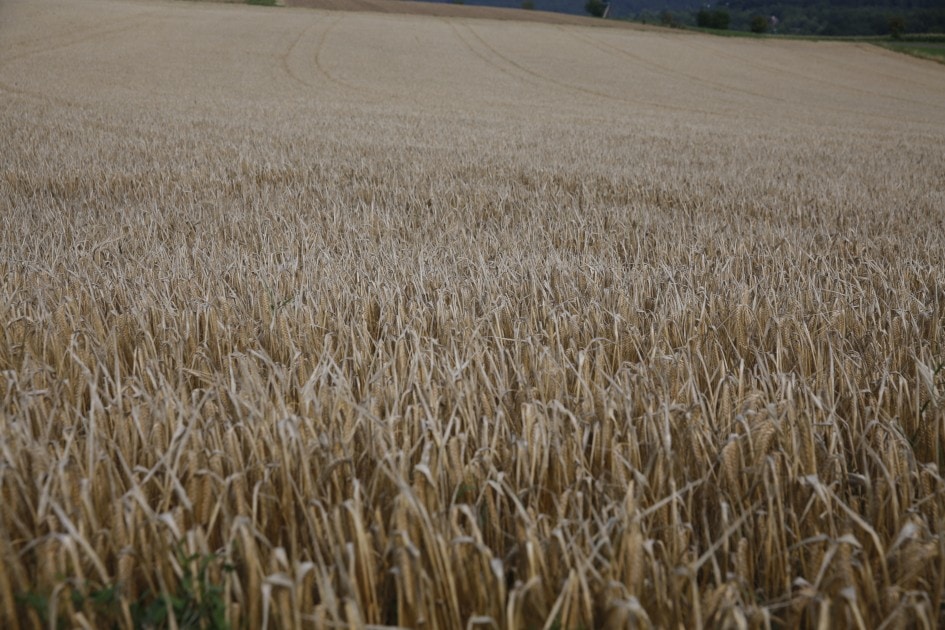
<box><xmin>2</xmin><ymin>0</ymin><xmax>945</xmax><ymax>627</ymax></box>
<box><xmin>881</xmin><ymin>42</ymin><xmax>945</xmax><ymax>63</ymax></box>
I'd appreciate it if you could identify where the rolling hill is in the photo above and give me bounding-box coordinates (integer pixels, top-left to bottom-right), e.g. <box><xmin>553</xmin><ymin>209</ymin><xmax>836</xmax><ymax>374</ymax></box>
<box><xmin>2</xmin><ymin>0</ymin><xmax>945</xmax><ymax>627</ymax></box>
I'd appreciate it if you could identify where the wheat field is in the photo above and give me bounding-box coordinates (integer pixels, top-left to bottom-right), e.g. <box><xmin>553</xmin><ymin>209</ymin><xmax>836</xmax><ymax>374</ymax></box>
<box><xmin>2</xmin><ymin>0</ymin><xmax>945</xmax><ymax>627</ymax></box>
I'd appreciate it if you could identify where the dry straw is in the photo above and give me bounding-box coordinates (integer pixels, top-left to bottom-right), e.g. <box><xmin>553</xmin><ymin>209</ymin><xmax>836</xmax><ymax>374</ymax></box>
<box><xmin>2</xmin><ymin>0</ymin><xmax>945</xmax><ymax>627</ymax></box>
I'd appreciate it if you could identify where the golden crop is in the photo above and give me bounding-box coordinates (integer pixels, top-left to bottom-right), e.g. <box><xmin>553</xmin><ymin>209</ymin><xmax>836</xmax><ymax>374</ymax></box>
<box><xmin>2</xmin><ymin>0</ymin><xmax>944</xmax><ymax>627</ymax></box>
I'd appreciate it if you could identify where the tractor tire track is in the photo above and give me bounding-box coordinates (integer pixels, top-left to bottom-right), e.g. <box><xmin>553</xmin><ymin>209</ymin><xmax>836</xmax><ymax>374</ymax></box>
<box><xmin>671</xmin><ymin>36</ymin><xmax>943</xmax><ymax>124</ymax></box>
<box><xmin>561</xmin><ymin>27</ymin><xmax>793</xmax><ymax>110</ymax></box>
<box><xmin>279</xmin><ymin>15</ymin><xmax>332</xmax><ymax>92</ymax></box>
<box><xmin>311</xmin><ymin>14</ymin><xmax>402</xmax><ymax>102</ymax></box>
<box><xmin>444</xmin><ymin>19</ymin><xmax>551</xmax><ymax>93</ymax></box>
<box><xmin>0</xmin><ymin>13</ymin><xmax>159</xmax><ymax>70</ymax></box>
<box><xmin>0</xmin><ymin>13</ymin><xmax>158</xmax><ymax>122</ymax></box>
<box><xmin>558</xmin><ymin>26</ymin><xmax>866</xmax><ymax>129</ymax></box>
<box><xmin>585</xmin><ymin>28</ymin><xmax>941</xmax><ymax>128</ymax></box>
<box><xmin>458</xmin><ymin>21</ymin><xmax>728</xmax><ymax>120</ymax></box>
<box><xmin>801</xmin><ymin>43</ymin><xmax>942</xmax><ymax>94</ymax></box>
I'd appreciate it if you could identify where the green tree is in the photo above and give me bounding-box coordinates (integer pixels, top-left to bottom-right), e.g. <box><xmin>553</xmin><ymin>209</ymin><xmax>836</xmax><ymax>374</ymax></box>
<box><xmin>696</xmin><ymin>8</ymin><xmax>730</xmax><ymax>30</ymax></box>
<box><xmin>750</xmin><ymin>15</ymin><xmax>768</xmax><ymax>32</ymax></box>
<box><xmin>696</xmin><ymin>8</ymin><xmax>711</xmax><ymax>27</ymax></box>
<box><xmin>585</xmin><ymin>0</ymin><xmax>606</xmax><ymax>18</ymax></box>
<box><xmin>888</xmin><ymin>15</ymin><xmax>906</xmax><ymax>39</ymax></box>
<box><xmin>712</xmin><ymin>9</ymin><xmax>730</xmax><ymax>29</ymax></box>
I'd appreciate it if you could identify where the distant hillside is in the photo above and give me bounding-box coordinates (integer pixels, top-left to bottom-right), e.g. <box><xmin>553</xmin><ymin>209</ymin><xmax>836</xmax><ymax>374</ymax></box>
<box><xmin>414</xmin><ymin>0</ymin><xmax>945</xmax><ymax>34</ymax></box>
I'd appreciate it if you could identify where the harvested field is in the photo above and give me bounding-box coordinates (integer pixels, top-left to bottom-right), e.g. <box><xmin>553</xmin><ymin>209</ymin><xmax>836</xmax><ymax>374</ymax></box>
<box><xmin>2</xmin><ymin>0</ymin><xmax>945</xmax><ymax>627</ymax></box>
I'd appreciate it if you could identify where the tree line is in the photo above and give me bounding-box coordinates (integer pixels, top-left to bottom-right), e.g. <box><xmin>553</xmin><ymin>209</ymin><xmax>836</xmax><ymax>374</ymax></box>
<box><xmin>618</xmin><ymin>1</ymin><xmax>945</xmax><ymax>35</ymax></box>
<box><xmin>441</xmin><ymin>1</ymin><xmax>945</xmax><ymax>35</ymax></box>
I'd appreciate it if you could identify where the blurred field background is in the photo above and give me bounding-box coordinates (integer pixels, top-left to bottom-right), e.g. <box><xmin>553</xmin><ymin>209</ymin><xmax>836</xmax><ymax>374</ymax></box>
<box><xmin>2</xmin><ymin>0</ymin><xmax>945</xmax><ymax>627</ymax></box>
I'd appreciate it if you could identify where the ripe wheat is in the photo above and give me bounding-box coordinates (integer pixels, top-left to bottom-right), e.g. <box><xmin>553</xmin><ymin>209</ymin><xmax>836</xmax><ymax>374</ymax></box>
<box><xmin>2</xmin><ymin>0</ymin><xmax>945</xmax><ymax>627</ymax></box>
